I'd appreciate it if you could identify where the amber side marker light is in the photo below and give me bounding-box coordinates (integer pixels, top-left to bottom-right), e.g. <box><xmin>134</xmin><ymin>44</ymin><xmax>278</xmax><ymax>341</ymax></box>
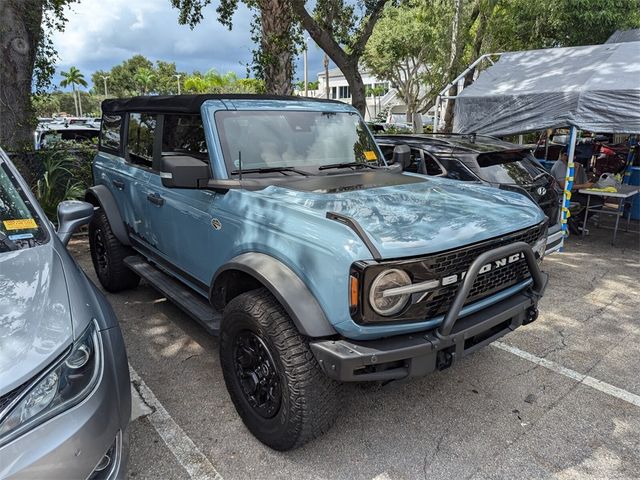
<box><xmin>349</xmin><ymin>275</ymin><xmax>359</xmax><ymax>310</ymax></box>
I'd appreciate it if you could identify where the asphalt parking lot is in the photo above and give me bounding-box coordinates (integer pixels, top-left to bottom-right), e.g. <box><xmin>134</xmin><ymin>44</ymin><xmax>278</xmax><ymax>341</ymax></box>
<box><xmin>68</xmin><ymin>219</ymin><xmax>640</xmax><ymax>480</ymax></box>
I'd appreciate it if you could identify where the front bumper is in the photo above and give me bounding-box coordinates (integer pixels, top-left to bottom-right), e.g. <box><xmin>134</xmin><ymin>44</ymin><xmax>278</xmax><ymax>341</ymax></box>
<box><xmin>311</xmin><ymin>241</ymin><xmax>548</xmax><ymax>382</ymax></box>
<box><xmin>545</xmin><ymin>223</ymin><xmax>564</xmax><ymax>255</ymax></box>
<box><xmin>0</xmin><ymin>326</ymin><xmax>131</xmax><ymax>479</ymax></box>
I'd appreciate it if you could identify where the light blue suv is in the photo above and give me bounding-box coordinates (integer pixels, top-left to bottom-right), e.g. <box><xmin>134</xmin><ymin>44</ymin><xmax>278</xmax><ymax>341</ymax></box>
<box><xmin>86</xmin><ymin>94</ymin><xmax>549</xmax><ymax>450</ymax></box>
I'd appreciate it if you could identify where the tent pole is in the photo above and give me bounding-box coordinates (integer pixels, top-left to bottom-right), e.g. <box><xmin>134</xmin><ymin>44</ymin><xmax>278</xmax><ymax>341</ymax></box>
<box><xmin>559</xmin><ymin>126</ymin><xmax>578</xmax><ymax>252</ymax></box>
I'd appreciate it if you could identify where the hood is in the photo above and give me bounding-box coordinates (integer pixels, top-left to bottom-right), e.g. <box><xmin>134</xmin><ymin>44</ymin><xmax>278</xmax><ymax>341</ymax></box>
<box><xmin>255</xmin><ymin>173</ymin><xmax>545</xmax><ymax>259</ymax></box>
<box><xmin>0</xmin><ymin>244</ymin><xmax>73</xmax><ymax>395</ymax></box>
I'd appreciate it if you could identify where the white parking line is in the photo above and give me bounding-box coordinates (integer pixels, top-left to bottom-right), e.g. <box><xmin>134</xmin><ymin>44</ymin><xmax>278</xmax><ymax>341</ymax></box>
<box><xmin>129</xmin><ymin>366</ymin><xmax>223</xmax><ymax>480</ymax></box>
<box><xmin>493</xmin><ymin>341</ymin><xmax>640</xmax><ymax>408</ymax></box>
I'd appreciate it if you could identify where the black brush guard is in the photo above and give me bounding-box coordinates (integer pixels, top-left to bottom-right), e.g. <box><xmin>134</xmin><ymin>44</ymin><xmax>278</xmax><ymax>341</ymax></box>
<box><xmin>310</xmin><ymin>242</ymin><xmax>548</xmax><ymax>382</ymax></box>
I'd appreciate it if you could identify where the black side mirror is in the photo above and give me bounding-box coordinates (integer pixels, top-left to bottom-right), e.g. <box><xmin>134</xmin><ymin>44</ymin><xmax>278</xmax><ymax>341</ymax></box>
<box><xmin>57</xmin><ymin>200</ymin><xmax>94</xmax><ymax>246</ymax></box>
<box><xmin>392</xmin><ymin>145</ymin><xmax>412</xmax><ymax>171</ymax></box>
<box><xmin>160</xmin><ymin>155</ymin><xmax>210</xmax><ymax>188</ymax></box>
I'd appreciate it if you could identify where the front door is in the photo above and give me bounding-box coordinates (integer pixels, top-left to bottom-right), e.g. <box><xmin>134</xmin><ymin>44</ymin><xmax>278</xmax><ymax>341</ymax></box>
<box><xmin>139</xmin><ymin>113</ymin><xmax>221</xmax><ymax>293</ymax></box>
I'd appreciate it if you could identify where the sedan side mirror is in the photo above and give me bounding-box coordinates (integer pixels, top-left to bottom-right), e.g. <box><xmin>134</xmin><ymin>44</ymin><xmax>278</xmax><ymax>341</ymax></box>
<box><xmin>392</xmin><ymin>145</ymin><xmax>412</xmax><ymax>171</ymax></box>
<box><xmin>57</xmin><ymin>200</ymin><xmax>94</xmax><ymax>246</ymax></box>
<box><xmin>160</xmin><ymin>155</ymin><xmax>210</xmax><ymax>188</ymax></box>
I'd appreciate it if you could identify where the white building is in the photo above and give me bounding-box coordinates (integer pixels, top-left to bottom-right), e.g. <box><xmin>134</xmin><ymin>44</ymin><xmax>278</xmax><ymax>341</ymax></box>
<box><xmin>300</xmin><ymin>67</ymin><xmax>406</xmax><ymax>122</ymax></box>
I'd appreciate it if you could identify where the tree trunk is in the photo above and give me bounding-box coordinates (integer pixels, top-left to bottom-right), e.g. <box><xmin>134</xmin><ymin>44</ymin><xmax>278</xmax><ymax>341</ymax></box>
<box><xmin>259</xmin><ymin>0</ymin><xmax>294</xmax><ymax>95</ymax></box>
<box><xmin>0</xmin><ymin>0</ymin><xmax>43</xmax><ymax>151</ymax></box>
<box><xmin>343</xmin><ymin>64</ymin><xmax>367</xmax><ymax>117</ymax></box>
<box><xmin>72</xmin><ymin>85</ymin><xmax>79</xmax><ymax>116</ymax></box>
<box><xmin>78</xmin><ymin>90</ymin><xmax>83</xmax><ymax>116</ymax></box>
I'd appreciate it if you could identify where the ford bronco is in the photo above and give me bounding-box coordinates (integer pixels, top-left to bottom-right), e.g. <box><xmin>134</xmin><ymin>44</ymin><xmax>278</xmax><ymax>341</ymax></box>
<box><xmin>86</xmin><ymin>95</ymin><xmax>548</xmax><ymax>450</ymax></box>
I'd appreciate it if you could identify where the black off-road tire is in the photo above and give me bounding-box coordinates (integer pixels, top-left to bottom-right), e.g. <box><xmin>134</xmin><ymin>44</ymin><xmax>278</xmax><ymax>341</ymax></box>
<box><xmin>220</xmin><ymin>288</ymin><xmax>342</xmax><ymax>450</ymax></box>
<box><xmin>89</xmin><ymin>208</ymin><xmax>140</xmax><ymax>292</ymax></box>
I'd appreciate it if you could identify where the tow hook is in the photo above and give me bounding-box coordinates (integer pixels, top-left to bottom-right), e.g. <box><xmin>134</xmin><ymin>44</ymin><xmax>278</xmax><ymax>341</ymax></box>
<box><xmin>436</xmin><ymin>347</ymin><xmax>455</xmax><ymax>371</ymax></box>
<box><xmin>523</xmin><ymin>307</ymin><xmax>539</xmax><ymax>325</ymax></box>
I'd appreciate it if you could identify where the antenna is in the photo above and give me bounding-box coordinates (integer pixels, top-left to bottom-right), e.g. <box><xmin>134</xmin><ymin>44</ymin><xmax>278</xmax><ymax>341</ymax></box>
<box><xmin>238</xmin><ymin>150</ymin><xmax>243</xmax><ymax>181</ymax></box>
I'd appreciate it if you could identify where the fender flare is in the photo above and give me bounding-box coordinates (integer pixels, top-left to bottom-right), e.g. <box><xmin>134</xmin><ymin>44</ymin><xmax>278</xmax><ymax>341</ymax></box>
<box><xmin>212</xmin><ymin>253</ymin><xmax>337</xmax><ymax>338</ymax></box>
<box><xmin>84</xmin><ymin>185</ymin><xmax>130</xmax><ymax>246</ymax></box>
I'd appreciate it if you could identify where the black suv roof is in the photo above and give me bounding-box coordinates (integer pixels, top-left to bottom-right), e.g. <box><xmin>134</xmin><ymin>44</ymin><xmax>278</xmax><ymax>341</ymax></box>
<box><xmin>375</xmin><ymin>134</ymin><xmax>528</xmax><ymax>155</ymax></box>
<box><xmin>102</xmin><ymin>94</ymin><xmax>343</xmax><ymax>115</ymax></box>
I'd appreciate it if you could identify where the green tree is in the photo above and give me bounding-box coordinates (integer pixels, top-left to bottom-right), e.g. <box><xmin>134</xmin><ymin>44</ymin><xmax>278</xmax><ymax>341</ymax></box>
<box><xmin>33</xmin><ymin>94</ymin><xmax>62</xmax><ymax>117</ymax></box>
<box><xmin>171</xmin><ymin>0</ymin><xmax>298</xmax><ymax>95</ymax></box>
<box><xmin>0</xmin><ymin>0</ymin><xmax>80</xmax><ymax>150</ymax></box>
<box><xmin>364</xmin><ymin>3</ymin><xmax>451</xmax><ymax>131</ymax></box>
<box><xmin>60</xmin><ymin>66</ymin><xmax>88</xmax><ymax>116</ymax></box>
<box><xmin>485</xmin><ymin>0</ymin><xmax>640</xmax><ymax>51</ymax></box>
<box><xmin>91</xmin><ymin>55</ymin><xmax>154</xmax><ymax>97</ymax></box>
<box><xmin>134</xmin><ymin>67</ymin><xmax>155</xmax><ymax>95</ymax></box>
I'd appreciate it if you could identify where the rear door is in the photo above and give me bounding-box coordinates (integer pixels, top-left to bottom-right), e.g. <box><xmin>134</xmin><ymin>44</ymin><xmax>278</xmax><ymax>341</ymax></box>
<box><xmin>94</xmin><ymin>113</ymin><xmax>149</xmax><ymax>235</ymax></box>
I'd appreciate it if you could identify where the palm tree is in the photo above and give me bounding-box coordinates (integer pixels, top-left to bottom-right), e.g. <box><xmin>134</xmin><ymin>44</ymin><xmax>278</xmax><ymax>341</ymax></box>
<box><xmin>134</xmin><ymin>68</ymin><xmax>155</xmax><ymax>95</ymax></box>
<box><xmin>60</xmin><ymin>67</ymin><xmax>88</xmax><ymax>117</ymax></box>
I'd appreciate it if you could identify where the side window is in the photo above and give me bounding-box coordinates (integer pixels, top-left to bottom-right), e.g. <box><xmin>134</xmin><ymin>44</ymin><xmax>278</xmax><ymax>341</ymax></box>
<box><xmin>162</xmin><ymin>115</ymin><xmax>208</xmax><ymax>160</ymax></box>
<box><xmin>127</xmin><ymin>113</ymin><xmax>157</xmax><ymax>169</ymax></box>
<box><xmin>404</xmin><ymin>148</ymin><xmax>423</xmax><ymax>173</ymax></box>
<box><xmin>439</xmin><ymin>158</ymin><xmax>477</xmax><ymax>181</ymax></box>
<box><xmin>100</xmin><ymin>114</ymin><xmax>122</xmax><ymax>152</ymax></box>
<box><xmin>423</xmin><ymin>152</ymin><xmax>444</xmax><ymax>176</ymax></box>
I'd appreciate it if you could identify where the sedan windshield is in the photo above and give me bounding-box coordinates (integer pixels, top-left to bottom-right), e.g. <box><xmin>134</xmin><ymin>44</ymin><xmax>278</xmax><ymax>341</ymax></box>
<box><xmin>215</xmin><ymin>110</ymin><xmax>383</xmax><ymax>175</ymax></box>
<box><xmin>0</xmin><ymin>162</ymin><xmax>48</xmax><ymax>252</ymax></box>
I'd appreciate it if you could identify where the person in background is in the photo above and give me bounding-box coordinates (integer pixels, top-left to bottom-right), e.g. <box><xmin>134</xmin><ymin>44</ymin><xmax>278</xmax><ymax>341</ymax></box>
<box><xmin>551</xmin><ymin>149</ymin><xmax>601</xmax><ymax>232</ymax></box>
<box><xmin>551</xmin><ymin>149</ymin><xmax>594</xmax><ymax>191</ymax></box>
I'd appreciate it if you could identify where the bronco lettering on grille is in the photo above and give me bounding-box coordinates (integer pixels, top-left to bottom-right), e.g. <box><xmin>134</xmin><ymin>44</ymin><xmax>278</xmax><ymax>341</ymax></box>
<box><xmin>440</xmin><ymin>252</ymin><xmax>524</xmax><ymax>287</ymax></box>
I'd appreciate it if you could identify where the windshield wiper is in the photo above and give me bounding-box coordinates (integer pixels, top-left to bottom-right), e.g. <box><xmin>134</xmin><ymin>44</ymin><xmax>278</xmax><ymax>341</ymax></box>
<box><xmin>318</xmin><ymin>162</ymin><xmax>378</xmax><ymax>171</ymax></box>
<box><xmin>230</xmin><ymin>166</ymin><xmax>312</xmax><ymax>176</ymax></box>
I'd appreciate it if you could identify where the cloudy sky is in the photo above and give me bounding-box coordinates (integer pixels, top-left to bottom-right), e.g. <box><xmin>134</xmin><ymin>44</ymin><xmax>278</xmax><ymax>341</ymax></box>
<box><xmin>51</xmin><ymin>0</ymin><xmax>327</xmax><ymax>89</ymax></box>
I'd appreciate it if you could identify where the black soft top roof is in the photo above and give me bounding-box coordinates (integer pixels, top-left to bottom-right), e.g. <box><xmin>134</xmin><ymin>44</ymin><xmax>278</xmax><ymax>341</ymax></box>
<box><xmin>101</xmin><ymin>94</ymin><xmax>343</xmax><ymax>114</ymax></box>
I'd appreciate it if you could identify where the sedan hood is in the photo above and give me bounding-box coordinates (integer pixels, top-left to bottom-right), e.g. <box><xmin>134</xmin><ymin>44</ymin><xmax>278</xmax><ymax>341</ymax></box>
<box><xmin>258</xmin><ymin>173</ymin><xmax>545</xmax><ymax>259</ymax></box>
<box><xmin>0</xmin><ymin>245</ymin><xmax>72</xmax><ymax>395</ymax></box>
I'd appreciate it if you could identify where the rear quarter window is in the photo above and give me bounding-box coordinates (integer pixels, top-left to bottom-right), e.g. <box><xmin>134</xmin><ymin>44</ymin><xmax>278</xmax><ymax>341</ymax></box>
<box><xmin>99</xmin><ymin>114</ymin><xmax>123</xmax><ymax>152</ymax></box>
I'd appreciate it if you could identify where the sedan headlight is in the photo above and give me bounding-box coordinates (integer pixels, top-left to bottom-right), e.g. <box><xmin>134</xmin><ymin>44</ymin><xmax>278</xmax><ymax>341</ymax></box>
<box><xmin>0</xmin><ymin>321</ymin><xmax>101</xmax><ymax>442</ymax></box>
<box><xmin>369</xmin><ymin>268</ymin><xmax>412</xmax><ymax>316</ymax></box>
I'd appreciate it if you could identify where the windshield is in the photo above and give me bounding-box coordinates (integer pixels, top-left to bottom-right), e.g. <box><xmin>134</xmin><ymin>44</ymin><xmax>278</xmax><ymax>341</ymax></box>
<box><xmin>0</xmin><ymin>162</ymin><xmax>48</xmax><ymax>252</ymax></box>
<box><xmin>474</xmin><ymin>151</ymin><xmax>546</xmax><ymax>185</ymax></box>
<box><xmin>215</xmin><ymin>110</ymin><xmax>383</xmax><ymax>174</ymax></box>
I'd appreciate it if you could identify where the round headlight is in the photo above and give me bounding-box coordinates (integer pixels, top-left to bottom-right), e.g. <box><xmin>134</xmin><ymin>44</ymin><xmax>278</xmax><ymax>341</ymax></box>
<box><xmin>369</xmin><ymin>269</ymin><xmax>411</xmax><ymax>316</ymax></box>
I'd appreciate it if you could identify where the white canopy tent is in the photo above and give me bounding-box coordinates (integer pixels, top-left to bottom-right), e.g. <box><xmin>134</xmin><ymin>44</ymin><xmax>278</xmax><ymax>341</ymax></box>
<box><xmin>449</xmin><ymin>41</ymin><xmax>640</xmax><ymax>250</ymax></box>
<box><xmin>452</xmin><ymin>42</ymin><xmax>640</xmax><ymax>136</ymax></box>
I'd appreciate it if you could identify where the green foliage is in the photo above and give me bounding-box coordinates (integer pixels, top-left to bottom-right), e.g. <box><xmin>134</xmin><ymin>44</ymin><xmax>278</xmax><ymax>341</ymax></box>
<box><xmin>91</xmin><ymin>55</ymin><xmax>187</xmax><ymax>97</ymax></box>
<box><xmin>183</xmin><ymin>69</ymin><xmax>265</xmax><ymax>93</ymax></box>
<box><xmin>33</xmin><ymin>145</ymin><xmax>92</xmax><ymax>221</ymax></box>
<box><xmin>485</xmin><ymin>0</ymin><xmax>640</xmax><ymax>51</ymax></box>
<box><xmin>60</xmin><ymin>66</ymin><xmax>88</xmax><ymax>89</ymax></box>
<box><xmin>133</xmin><ymin>67</ymin><xmax>155</xmax><ymax>94</ymax></box>
<box><xmin>364</xmin><ymin>2</ymin><xmax>450</xmax><ymax>118</ymax></box>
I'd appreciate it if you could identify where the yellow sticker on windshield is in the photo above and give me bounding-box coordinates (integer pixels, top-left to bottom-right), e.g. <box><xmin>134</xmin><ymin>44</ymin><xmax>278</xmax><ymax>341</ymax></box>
<box><xmin>364</xmin><ymin>151</ymin><xmax>377</xmax><ymax>161</ymax></box>
<box><xmin>3</xmin><ymin>218</ymin><xmax>37</xmax><ymax>231</ymax></box>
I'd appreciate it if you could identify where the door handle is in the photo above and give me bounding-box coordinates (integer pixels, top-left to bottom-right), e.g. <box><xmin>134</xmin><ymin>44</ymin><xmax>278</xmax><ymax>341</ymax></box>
<box><xmin>147</xmin><ymin>193</ymin><xmax>165</xmax><ymax>206</ymax></box>
<box><xmin>112</xmin><ymin>179</ymin><xmax>125</xmax><ymax>190</ymax></box>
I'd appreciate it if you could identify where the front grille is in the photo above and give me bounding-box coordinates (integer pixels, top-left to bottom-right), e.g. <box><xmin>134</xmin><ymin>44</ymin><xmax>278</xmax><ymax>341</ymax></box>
<box><xmin>415</xmin><ymin>224</ymin><xmax>543</xmax><ymax>318</ymax></box>
<box><xmin>354</xmin><ymin>222</ymin><xmax>546</xmax><ymax>324</ymax></box>
<box><xmin>0</xmin><ymin>382</ymin><xmax>28</xmax><ymax>416</ymax></box>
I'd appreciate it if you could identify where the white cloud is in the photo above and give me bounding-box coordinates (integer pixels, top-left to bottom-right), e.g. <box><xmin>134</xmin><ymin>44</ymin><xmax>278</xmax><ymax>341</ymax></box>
<box><xmin>51</xmin><ymin>0</ymin><xmax>332</xmax><ymax>89</ymax></box>
<box><xmin>52</xmin><ymin>0</ymin><xmax>256</xmax><ymax>87</ymax></box>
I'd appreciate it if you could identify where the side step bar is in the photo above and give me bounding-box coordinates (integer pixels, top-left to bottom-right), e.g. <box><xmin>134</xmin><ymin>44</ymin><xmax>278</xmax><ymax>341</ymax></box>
<box><xmin>124</xmin><ymin>255</ymin><xmax>221</xmax><ymax>335</ymax></box>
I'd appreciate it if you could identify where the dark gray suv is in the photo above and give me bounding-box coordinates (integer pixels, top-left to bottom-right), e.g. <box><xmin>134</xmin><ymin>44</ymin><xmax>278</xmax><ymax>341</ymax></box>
<box><xmin>0</xmin><ymin>148</ymin><xmax>130</xmax><ymax>479</ymax></box>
